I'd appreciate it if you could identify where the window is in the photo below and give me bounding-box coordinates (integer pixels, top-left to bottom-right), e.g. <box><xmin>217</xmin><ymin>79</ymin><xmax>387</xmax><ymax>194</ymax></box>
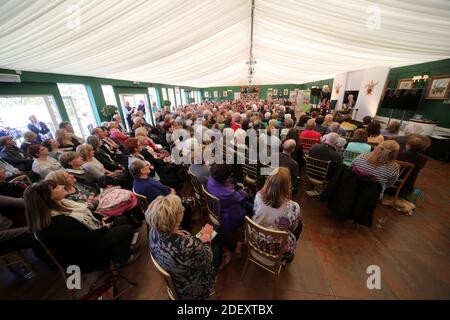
<box><xmin>197</xmin><ymin>91</ymin><xmax>202</xmax><ymax>103</ymax></box>
<box><xmin>119</xmin><ymin>94</ymin><xmax>151</xmax><ymax>128</ymax></box>
<box><xmin>175</xmin><ymin>87</ymin><xmax>181</xmax><ymax>107</ymax></box>
<box><xmin>0</xmin><ymin>95</ymin><xmax>62</xmax><ymax>143</ymax></box>
<box><xmin>167</xmin><ymin>88</ymin><xmax>176</xmax><ymax>110</ymax></box>
<box><xmin>101</xmin><ymin>85</ymin><xmax>118</xmax><ymax>107</ymax></box>
<box><xmin>161</xmin><ymin>88</ymin><xmax>168</xmax><ymax>101</ymax></box>
<box><xmin>57</xmin><ymin>83</ymin><xmax>97</xmax><ymax>139</ymax></box>
<box><xmin>181</xmin><ymin>89</ymin><xmax>187</xmax><ymax>106</ymax></box>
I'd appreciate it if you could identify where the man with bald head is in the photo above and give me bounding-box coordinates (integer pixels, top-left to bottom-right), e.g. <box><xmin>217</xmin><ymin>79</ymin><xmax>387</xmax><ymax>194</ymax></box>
<box><xmin>279</xmin><ymin>139</ymin><xmax>299</xmax><ymax>194</ymax></box>
<box><xmin>309</xmin><ymin>133</ymin><xmax>342</xmax><ymax>180</ymax></box>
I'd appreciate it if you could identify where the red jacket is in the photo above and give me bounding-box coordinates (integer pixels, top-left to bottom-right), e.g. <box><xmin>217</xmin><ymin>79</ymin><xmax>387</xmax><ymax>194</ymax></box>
<box><xmin>300</xmin><ymin>130</ymin><xmax>321</xmax><ymax>142</ymax></box>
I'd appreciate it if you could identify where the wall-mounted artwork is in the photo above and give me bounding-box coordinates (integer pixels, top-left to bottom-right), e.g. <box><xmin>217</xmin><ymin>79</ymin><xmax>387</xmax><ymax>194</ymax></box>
<box><xmin>272</xmin><ymin>89</ymin><xmax>278</xmax><ymax>96</ymax></box>
<box><xmin>426</xmin><ymin>76</ymin><xmax>450</xmax><ymax>99</ymax></box>
<box><xmin>283</xmin><ymin>89</ymin><xmax>289</xmax><ymax>96</ymax></box>
<box><xmin>223</xmin><ymin>91</ymin><xmax>227</xmax><ymax>97</ymax></box>
<box><xmin>397</xmin><ymin>78</ymin><xmax>414</xmax><ymax>89</ymax></box>
<box><xmin>204</xmin><ymin>91</ymin><xmax>209</xmax><ymax>98</ymax></box>
<box><xmin>213</xmin><ymin>91</ymin><xmax>218</xmax><ymax>98</ymax></box>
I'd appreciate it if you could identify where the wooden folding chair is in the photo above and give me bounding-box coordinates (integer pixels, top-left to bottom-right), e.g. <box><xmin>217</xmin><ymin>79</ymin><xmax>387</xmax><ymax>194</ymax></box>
<box><xmin>338</xmin><ymin>149</ymin><xmax>361</xmax><ymax>166</ymax></box>
<box><xmin>201</xmin><ymin>185</ymin><xmax>221</xmax><ymax>227</ymax></box>
<box><xmin>187</xmin><ymin>169</ymin><xmax>206</xmax><ymax>218</ymax></box>
<box><xmin>300</xmin><ymin>138</ymin><xmax>319</xmax><ymax>155</ymax></box>
<box><xmin>132</xmin><ymin>188</ymin><xmax>150</xmax><ymax>236</ymax></box>
<box><xmin>150</xmin><ymin>252</ymin><xmax>179</xmax><ymax>300</ymax></box>
<box><xmin>304</xmin><ymin>155</ymin><xmax>331</xmax><ymax>196</ymax></box>
<box><xmin>241</xmin><ymin>216</ymin><xmax>288</xmax><ymax>279</ymax></box>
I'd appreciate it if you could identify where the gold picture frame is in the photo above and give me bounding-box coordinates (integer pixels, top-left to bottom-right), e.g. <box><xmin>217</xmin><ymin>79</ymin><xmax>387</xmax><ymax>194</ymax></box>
<box><xmin>425</xmin><ymin>75</ymin><xmax>450</xmax><ymax>99</ymax></box>
<box><xmin>397</xmin><ymin>78</ymin><xmax>414</xmax><ymax>89</ymax></box>
<box><xmin>283</xmin><ymin>89</ymin><xmax>289</xmax><ymax>96</ymax></box>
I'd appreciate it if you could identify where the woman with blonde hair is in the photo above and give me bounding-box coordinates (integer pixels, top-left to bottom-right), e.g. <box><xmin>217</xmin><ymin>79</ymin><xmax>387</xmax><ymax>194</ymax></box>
<box><xmin>55</xmin><ymin>129</ymin><xmax>77</xmax><ymax>151</ymax></box>
<box><xmin>351</xmin><ymin>140</ymin><xmax>400</xmax><ymax>196</ymax></box>
<box><xmin>252</xmin><ymin>167</ymin><xmax>302</xmax><ymax>263</ymax></box>
<box><xmin>76</xmin><ymin>144</ymin><xmax>124</xmax><ymax>187</ymax></box>
<box><xmin>323</xmin><ymin>114</ymin><xmax>334</xmax><ymax>127</ymax></box>
<box><xmin>147</xmin><ymin>194</ymin><xmax>219</xmax><ymax>300</ymax></box>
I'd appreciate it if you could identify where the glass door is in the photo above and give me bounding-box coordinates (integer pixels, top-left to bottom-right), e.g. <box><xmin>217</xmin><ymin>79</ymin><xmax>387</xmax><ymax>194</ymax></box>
<box><xmin>0</xmin><ymin>95</ymin><xmax>62</xmax><ymax>144</ymax></box>
<box><xmin>57</xmin><ymin>83</ymin><xmax>97</xmax><ymax>139</ymax></box>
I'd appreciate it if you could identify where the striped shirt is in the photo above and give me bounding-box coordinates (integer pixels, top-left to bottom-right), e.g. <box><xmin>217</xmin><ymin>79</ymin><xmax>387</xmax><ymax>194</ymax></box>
<box><xmin>351</xmin><ymin>154</ymin><xmax>400</xmax><ymax>196</ymax></box>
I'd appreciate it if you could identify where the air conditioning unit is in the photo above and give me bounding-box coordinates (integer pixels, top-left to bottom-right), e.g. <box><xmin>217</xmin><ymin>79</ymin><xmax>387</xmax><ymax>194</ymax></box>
<box><xmin>0</xmin><ymin>73</ymin><xmax>21</xmax><ymax>83</ymax></box>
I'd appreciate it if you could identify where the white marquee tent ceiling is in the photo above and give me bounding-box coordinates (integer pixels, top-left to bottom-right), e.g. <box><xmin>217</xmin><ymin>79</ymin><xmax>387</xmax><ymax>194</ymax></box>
<box><xmin>0</xmin><ymin>0</ymin><xmax>449</xmax><ymax>87</ymax></box>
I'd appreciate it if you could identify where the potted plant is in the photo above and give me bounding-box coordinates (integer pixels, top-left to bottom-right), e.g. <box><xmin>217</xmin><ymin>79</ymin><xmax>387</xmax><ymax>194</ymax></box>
<box><xmin>101</xmin><ymin>105</ymin><xmax>118</xmax><ymax>120</ymax></box>
<box><xmin>162</xmin><ymin>100</ymin><xmax>171</xmax><ymax>111</ymax></box>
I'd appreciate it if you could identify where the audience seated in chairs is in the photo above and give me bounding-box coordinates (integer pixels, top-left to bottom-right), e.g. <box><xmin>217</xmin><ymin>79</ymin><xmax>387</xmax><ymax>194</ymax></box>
<box><xmin>279</xmin><ymin>139</ymin><xmax>299</xmax><ymax>195</ymax></box>
<box><xmin>323</xmin><ymin>122</ymin><xmax>347</xmax><ymax>149</ymax></box>
<box><xmin>147</xmin><ymin>194</ymin><xmax>221</xmax><ymax>300</ymax></box>
<box><xmin>351</xmin><ymin>140</ymin><xmax>400</xmax><ymax>197</ymax></box>
<box><xmin>24</xmin><ymin>180</ymin><xmax>139</xmax><ymax>271</ymax></box>
<box><xmin>206</xmin><ymin>164</ymin><xmax>251</xmax><ymax>235</ymax></box>
<box><xmin>55</xmin><ymin>129</ymin><xmax>78</xmax><ymax>152</ymax></box>
<box><xmin>42</xmin><ymin>138</ymin><xmax>63</xmax><ymax>161</ymax></box>
<box><xmin>108</xmin><ymin>121</ymin><xmax>130</xmax><ymax>145</ymax></box>
<box><xmin>130</xmin><ymin>159</ymin><xmax>174</xmax><ymax>204</ymax></box>
<box><xmin>0</xmin><ymin>195</ymin><xmax>38</xmax><ymax>257</ymax></box>
<box><xmin>394</xmin><ymin>134</ymin><xmax>431</xmax><ymax>201</ymax></box>
<box><xmin>300</xmin><ymin>119</ymin><xmax>321</xmax><ymax>142</ymax></box>
<box><xmin>309</xmin><ymin>133</ymin><xmax>342</xmax><ymax>180</ymax></box>
<box><xmin>20</xmin><ymin>131</ymin><xmax>38</xmax><ymax>155</ymax></box>
<box><xmin>45</xmin><ymin>170</ymin><xmax>143</xmax><ymax>225</ymax></box>
<box><xmin>252</xmin><ymin>167</ymin><xmax>302</xmax><ymax>264</ymax></box>
<box><xmin>391</xmin><ymin>123</ymin><xmax>423</xmax><ymax>150</ymax></box>
<box><xmin>77</xmin><ymin>144</ymin><xmax>126</xmax><ymax>187</ymax></box>
<box><xmin>343</xmin><ymin>129</ymin><xmax>372</xmax><ymax>166</ymax></box>
<box><xmin>314</xmin><ymin>115</ymin><xmax>327</xmax><ymax>134</ymax></box>
<box><xmin>381</xmin><ymin>121</ymin><xmax>401</xmax><ymax>139</ymax></box>
<box><xmin>58</xmin><ymin>151</ymin><xmax>97</xmax><ymax>188</ymax></box>
<box><xmin>28</xmin><ymin>144</ymin><xmax>63</xmax><ymax>179</ymax></box>
<box><xmin>0</xmin><ymin>136</ymin><xmax>34</xmax><ymax>172</ymax></box>
<box><xmin>366</xmin><ymin>122</ymin><xmax>384</xmax><ymax>145</ymax></box>
<box><xmin>340</xmin><ymin>114</ymin><xmax>357</xmax><ymax>131</ymax></box>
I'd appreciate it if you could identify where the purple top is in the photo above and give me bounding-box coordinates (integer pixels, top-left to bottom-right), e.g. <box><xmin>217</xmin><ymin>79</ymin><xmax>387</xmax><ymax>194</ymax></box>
<box><xmin>206</xmin><ymin>177</ymin><xmax>246</xmax><ymax>232</ymax></box>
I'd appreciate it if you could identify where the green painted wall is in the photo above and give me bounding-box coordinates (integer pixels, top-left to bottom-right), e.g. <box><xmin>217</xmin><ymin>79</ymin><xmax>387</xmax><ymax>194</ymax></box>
<box><xmin>202</xmin><ymin>79</ymin><xmax>333</xmax><ymax>101</ymax></box>
<box><xmin>0</xmin><ymin>69</ymin><xmax>201</xmax><ymax>126</ymax></box>
<box><xmin>376</xmin><ymin>59</ymin><xmax>450</xmax><ymax>128</ymax></box>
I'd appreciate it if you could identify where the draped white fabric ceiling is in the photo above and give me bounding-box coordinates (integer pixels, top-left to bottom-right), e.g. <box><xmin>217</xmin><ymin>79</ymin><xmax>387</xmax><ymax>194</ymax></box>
<box><xmin>1</xmin><ymin>0</ymin><xmax>449</xmax><ymax>87</ymax></box>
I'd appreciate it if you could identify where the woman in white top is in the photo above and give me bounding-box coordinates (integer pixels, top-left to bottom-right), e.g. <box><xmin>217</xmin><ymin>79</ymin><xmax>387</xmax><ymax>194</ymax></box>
<box><xmin>28</xmin><ymin>144</ymin><xmax>63</xmax><ymax>178</ymax></box>
<box><xmin>252</xmin><ymin>167</ymin><xmax>302</xmax><ymax>263</ymax></box>
<box><xmin>76</xmin><ymin>144</ymin><xmax>122</xmax><ymax>181</ymax></box>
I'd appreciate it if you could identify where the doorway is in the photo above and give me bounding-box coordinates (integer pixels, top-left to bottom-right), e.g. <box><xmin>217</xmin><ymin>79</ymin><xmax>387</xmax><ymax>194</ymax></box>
<box><xmin>0</xmin><ymin>95</ymin><xmax>62</xmax><ymax>143</ymax></box>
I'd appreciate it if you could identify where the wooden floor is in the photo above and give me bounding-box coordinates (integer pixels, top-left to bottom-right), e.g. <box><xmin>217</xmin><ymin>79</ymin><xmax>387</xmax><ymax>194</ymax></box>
<box><xmin>1</xmin><ymin>159</ymin><xmax>449</xmax><ymax>300</ymax></box>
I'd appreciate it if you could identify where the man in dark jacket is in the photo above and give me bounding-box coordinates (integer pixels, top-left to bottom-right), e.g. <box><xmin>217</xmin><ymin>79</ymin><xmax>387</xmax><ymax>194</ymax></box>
<box><xmin>279</xmin><ymin>139</ymin><xmax>299</xmax><ymax>194</ymax></box>
<box><xmin>0</xmin><ymin>136</ymin><xmax>33</xmax><ymax>172</ymax></box>
<box><xmin>308</xmin><ymin>133</ymin><xmax>342</xmax><ymax>180</ymax></box>
<box><xmin>27</xmin><ymin>115</ymin><xmax>50</xmax><ymax>143</ymax></box>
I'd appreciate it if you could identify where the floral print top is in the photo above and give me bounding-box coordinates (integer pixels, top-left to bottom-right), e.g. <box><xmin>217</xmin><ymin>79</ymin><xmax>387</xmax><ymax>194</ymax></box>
<box><xmin>252</xmin><ymin>191</ymin><xmax>301</xmax><ymax>260</ymax></box>
<box><xmin>149</xmin><ymin>228</ymin><xmax>216</xmax><ymax>300</ymax></box>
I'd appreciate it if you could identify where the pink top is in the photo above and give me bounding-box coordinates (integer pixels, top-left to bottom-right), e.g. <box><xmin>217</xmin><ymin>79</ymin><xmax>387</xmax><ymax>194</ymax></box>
<box><xmin>109</xmin><ymin>129</ymin><xmax>129</xmax><ymax>145</ymax></box>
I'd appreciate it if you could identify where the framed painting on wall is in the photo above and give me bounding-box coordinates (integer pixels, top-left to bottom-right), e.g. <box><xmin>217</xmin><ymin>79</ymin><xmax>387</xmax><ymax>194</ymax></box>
<box><xmin>223</xmin><ymin>91</ymin><xmax>227</xmax><ymax>97</ymax></box>
<box><xmin>272</xmin><ymin>89</ymin><xmax>278</xmax><ymax>96</ymax></box>
<box><xmin>204</xmin><ymin>91</ymin><xmax>209</xmax><ymax>98</ymax></box>
<box><xmin>425</xmin><ymin>76</ymin><xmax>450</xmax><ymax>99</ymax></box>
<box><xmin>397</xmin><ymin>78</ymin><xmax>413</xmax><ymax>89</ymax></box>
<box><xmin>283</xmin><ymin>89</ymin><xmax>289</xmax><ymax>96</ymax></box>
<box><xmin>213</xmin><ymin>91</ymin><xmax>218</xmax><ymax>98</ymax></box>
